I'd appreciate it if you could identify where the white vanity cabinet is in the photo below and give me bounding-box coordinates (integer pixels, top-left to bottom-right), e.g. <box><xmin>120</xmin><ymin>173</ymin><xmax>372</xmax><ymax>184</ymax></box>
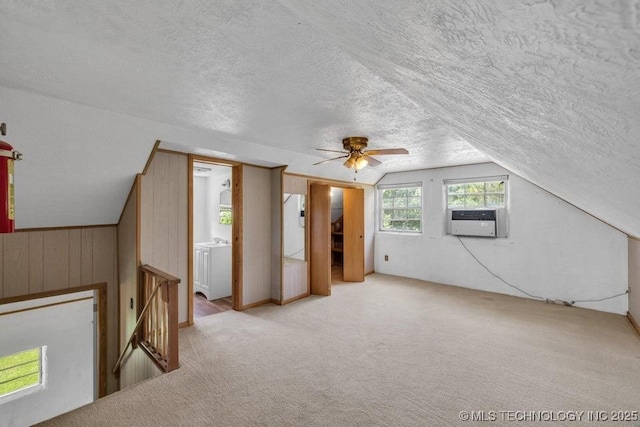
<box><xmin>194</xmin><ymin>243</ymin><xmax>232</xmax><ymax>300</ymax></box>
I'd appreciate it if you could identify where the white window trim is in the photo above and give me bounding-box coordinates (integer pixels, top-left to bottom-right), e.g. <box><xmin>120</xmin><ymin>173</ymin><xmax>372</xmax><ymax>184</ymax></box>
<box><xmin>377</xmin><ymin>182</ymin><xmax>423</xmax><ymax>234</ymax></box>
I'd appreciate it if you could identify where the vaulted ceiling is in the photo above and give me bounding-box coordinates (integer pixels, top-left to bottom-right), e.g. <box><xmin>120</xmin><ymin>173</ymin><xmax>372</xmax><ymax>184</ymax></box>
<box><xmin>0</xmin><ymin>1</ymin><xmax>638</xmax><ymax>235</ymax></box>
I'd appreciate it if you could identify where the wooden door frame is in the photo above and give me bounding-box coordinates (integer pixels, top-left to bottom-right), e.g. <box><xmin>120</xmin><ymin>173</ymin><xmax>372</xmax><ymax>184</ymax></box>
<box><xmin>187</xmin><ymin>155</ymin><xmax>241</xmax><ymax>326</ymax></box>
<box><xmin>307</xmin><ymin>179</ymin><xmax>366</xmax><ymax>292</ymax></box>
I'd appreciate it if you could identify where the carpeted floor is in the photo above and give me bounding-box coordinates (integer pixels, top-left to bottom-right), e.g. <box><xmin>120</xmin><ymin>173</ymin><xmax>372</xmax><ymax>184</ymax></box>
<box><xmin>42</xmin><ymin>274</ymin><xmax>640</xmax><ymax>426</ymax></box>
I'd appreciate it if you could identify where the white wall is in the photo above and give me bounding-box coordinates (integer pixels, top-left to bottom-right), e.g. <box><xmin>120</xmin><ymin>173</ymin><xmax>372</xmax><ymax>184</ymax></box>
<box><xmin>364</xmin><ymin>185</ymin><xmax>375</xmax><ymax>275</ymax></box>
<box><xmin>193</xmin><ymin>176</ymin><xmax>209</xmax><ymax>243</ymax></box>
<box><xmin>283</xmin><ymin>194</ymin><xmax>305</xmax><ymax>260</ymax></box>
<box><xmin>330</xmin><ymin>187</ymin><xmax>343</xmax><ymax>222</ymax></box>
<box><xmin>0</xmin><ymin>292</ymin><xmax>94</xmax><ymax>426</ymax></box>
<box><xmin>629</xmin><ymin>238</ymin><xmax>640</xmax><ymax>322</ymax></box>
<box><xmin>375</xmin><ymin>163</ymin><xmax>628</xmax><ymax>314</ymax></box>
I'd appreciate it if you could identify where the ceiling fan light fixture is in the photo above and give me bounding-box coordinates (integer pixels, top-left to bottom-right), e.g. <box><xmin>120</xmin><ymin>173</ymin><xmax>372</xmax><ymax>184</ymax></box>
<box><xmin>344</xmin><ymin>156</ymin><xmax>357</xmax><ymax>169</ymax></box>
<box><xmin>354</xmin><ymin>155</ymin><xmax>368</xmax><ymax>170</ymax></box>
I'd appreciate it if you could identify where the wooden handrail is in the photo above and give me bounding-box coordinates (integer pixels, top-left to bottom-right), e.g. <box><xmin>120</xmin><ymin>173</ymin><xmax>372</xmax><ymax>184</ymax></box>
<box><xmin>112</xmin><ymin>282</ymin><xmax>161</xmax><ymax>375</ymax></box>
<box><xmin>112</xmin><ymin>264</ymin><xmax>181</xmax><ymax>376</ymax></box>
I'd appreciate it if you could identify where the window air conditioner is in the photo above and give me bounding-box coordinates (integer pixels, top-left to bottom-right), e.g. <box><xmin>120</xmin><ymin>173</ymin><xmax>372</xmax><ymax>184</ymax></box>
<box><xmin>447</xmin><ymin>208</ymin><xmax>507</xmax><ymax>238</ymax></box>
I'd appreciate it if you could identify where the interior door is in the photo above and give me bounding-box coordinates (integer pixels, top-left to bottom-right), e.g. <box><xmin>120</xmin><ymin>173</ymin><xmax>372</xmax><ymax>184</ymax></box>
<box><xmin>343</xmin><ymin>187</ymin><xmax>365</xmax><ymax>282</ymax></box>
<box><xmin>309</xmin><ymin>183</ymin><xmax>331</xmax><ymax>295</ymax></box>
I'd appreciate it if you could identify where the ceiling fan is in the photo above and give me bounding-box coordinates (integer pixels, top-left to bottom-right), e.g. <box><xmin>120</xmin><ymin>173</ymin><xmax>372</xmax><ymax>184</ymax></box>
<box><xmin>313</xmin><ymin>137</ymin><xmax>409</xmax><ymax>170</ymax></box>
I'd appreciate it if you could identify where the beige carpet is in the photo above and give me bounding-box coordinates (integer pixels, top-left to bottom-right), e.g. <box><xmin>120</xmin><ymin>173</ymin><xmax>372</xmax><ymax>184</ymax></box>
<box><xmin>42</xmin><ymin>274</ymin><xmax>640</xmax><ymax>426</ymax></box>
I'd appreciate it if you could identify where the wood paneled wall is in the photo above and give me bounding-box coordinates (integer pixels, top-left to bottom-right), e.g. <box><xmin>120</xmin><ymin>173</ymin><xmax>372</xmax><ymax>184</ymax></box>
<box><xmin>0</xmin><ymin>226</ymin><xmax>118</xmax><ymax>394</ymax></box>
<box><xmin>140</xmin><ymin>151</ymin><xmax>188</xmax><ymax>323</ymax></box>
<box><xmin>629</xmin><ymin>237</ymin><xmax>640</xmax><ymax>331</ymax></box>
<box><xmin>242</xmin><ymin>166</ymin><xmax>273</xmax><ymax>306</ymax></box>
<box><xmin>117</xmin><ymin>178</ymin><xmax>161</xmax><ymax>389</ymax></box>
<box><xmin>271</xmin><ymin>168</ymin><xmax>283</xmax><ymax>302</ymax></box>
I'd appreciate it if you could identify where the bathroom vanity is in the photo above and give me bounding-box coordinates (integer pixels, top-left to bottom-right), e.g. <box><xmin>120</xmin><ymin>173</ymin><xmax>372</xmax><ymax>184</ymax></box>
<box><xmin>194</xmin><ymin>242</ymin><xmax>232</xmax><ymax>300</ymax></box>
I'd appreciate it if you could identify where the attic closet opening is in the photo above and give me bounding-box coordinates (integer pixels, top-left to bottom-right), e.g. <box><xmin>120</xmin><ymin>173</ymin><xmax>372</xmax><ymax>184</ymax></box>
<box><xmin>309</xmin><ymin>183</ymin><xmax>365</xmax><ymax>296</ymax></box>
<box><xmin>191</xmin><ymin>161</ymin><xmax>234</xmax><ymax>320</ymax></box>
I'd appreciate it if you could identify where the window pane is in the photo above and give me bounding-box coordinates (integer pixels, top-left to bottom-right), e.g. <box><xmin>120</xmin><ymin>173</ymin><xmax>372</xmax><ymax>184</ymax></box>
<box><xmin>393</xmin><ymin>197</ymin><xmax>407</xmax><ymax>208</ymax></box>
<box><xmin>465</xmin><ymin>194</ymin><xmax>483</xmax><ymax>207</ymax></box>
<box><xmin>486</xmin><ymin>194</ymin><xmax>504</xmax><ymax>207</ymax></box>
<box><xmin>485</xmin><ymin>181</ymin><xmax>504</xmax><ymax>193</ymax></box>
<box><xmin>406</xmin><ymin>220</ymin><xmax>421</xmax><ymax>231</ymax></box>
<box><xmin>448</xmin><ymin>195</ymin><xmax>465</xmax><ymax>208</ymax></box>
<box><xmin>0</xmin><ymin>348</ymin><xmax>42</xmax><ymax>396</ymax></box>
<box><xmin>392</xmin><ymin>209</ymin><xmax>407</xmax><ymax>220</ymax></box>
<box><xmin>392</xmin><ymin>220</ymin><xmax>407</xmax><ymax>230</ymax></box>
<box><xmin>448</xmin><ymin>184</ymin><xmax>463</xmax><ymax>195</ymax></box>
<box><xmin>382</xmin><ymin>209</ymin><xmax>394</xmax><ymax>220</ymax></box>
<box><xmin>382</xmin><ymin>198</ymin><xmax>393</xmax><ymax>208</ymax></box>
<box><xmin>406</xmin><ymin>208</ymin><xmax>421</xmax><ymax>220</ymax></box>
<box><xmin>407</xmin><ymin>197</ymin><xmax>420</xmax><ymax>208</ymax></box>
<box><xmin>465</xmin><ymin>183</ymin><xmax>485</xmax><ymax>194</ymax></box>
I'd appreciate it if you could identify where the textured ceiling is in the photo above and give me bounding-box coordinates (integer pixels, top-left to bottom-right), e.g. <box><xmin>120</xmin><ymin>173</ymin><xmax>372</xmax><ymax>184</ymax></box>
<box><xmin>0</xmin><ymin>1</ymin><xmax>638</xmax><ymax>234</ymax></box>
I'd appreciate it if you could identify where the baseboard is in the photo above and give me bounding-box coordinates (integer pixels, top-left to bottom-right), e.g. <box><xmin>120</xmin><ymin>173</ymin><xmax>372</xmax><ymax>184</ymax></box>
<box><xmin>178</xmin><ymin>321</ymin><xmax>190</xmax><ymax>329</ymax></box>
<box><xmin>281</xmin><ymin>293</ymin><xmax>309</xmax><ymax>305</ymax></box>
<box><xmin>239</xmin><ymin>298</ymin><xmax>272</xmax><ymax>310</ymax></box>
<box><xmin>628</xmin><ymin>312</ymin><xmax>640</xmax><ymax>337</ymax></box>
<box><xmin>270</xmin><ymin>298</ymin><xmax>283</xmax><ymax>306</ymax></box>
<box><xmin>365</xmin><ymin>270</ymin><xmax>375</xmax><ymax>276</ymax></box>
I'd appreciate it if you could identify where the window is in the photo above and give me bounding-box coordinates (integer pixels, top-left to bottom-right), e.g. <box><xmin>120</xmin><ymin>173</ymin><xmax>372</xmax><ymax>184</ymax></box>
<box><xmin>0</xmin><ymin>347</ymin><xmax>44</xmax><ymax>400</ymax></box>
<box><xmin>219</xmin><ymin>206</ymin><xmax>232</xmax><ymax>225</ymax></box>
<box><xmin>379</xmin><ymin>184</ymin><xmax>422</xmax><ymax>232</ymax></box>
<box><xmin>446</xmin><ymin>177</ymin><xmax>506</xmax><ymax>209</ymax></box>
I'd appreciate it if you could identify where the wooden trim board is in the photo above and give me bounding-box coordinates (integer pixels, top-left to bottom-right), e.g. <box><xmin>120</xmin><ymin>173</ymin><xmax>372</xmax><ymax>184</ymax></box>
<box><xmin>187</xmin><ymin>155</ymin><xmax>194</xmax><ymax>326</ymax></box>
<box><xmin>629</xmin><ymin>312</ymin><xmax>640</xmax><ymax>337</ymax></box>
<box><xmin>285</xmin><ymin>171</ymin><xmax>374</xmax><ymax>188</ymax></box>
<box><xmin>281</xmin><ymin>292</ymin><xmax>309</xmax><ymax>305</ymax></box>
<box><xmin>240</xmin><ymin>298</ymin><xmax>272</xmax><ymax>310</ymax></box>
<box><xmin>16</xmin><ymin>224</ymin><xmax>116</xmax><ymax>233</ymax></box>
<box><xmin>142</xmin><ymin>140</ymin><xmax>161</xmax><ymax>175</ymax></box>
<box><xmin>232</xmin><ymin>165</ymin><xmax>243</xmax><ymax>311</ymax></box>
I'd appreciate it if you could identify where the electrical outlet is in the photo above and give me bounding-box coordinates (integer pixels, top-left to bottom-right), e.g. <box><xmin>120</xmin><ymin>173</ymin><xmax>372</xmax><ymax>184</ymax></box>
<box><xmin>384</xmin><ymin>255</ymin><xmax>389</xmax><ymax>261</ymax></box>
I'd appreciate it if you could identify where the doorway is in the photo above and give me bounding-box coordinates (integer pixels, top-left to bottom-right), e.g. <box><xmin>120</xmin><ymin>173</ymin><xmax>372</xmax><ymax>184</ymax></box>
<box><xmin>309</xmin><ymin>183</ymin><xmax>365</xmax><ymax>296</ymax></box>
<box><xmin>191</xmin><ymin>161</ymin><xmax>234</xmax><ymax>320</ymax></box>
<box><xmin>330</xmin><ymin>187</ymin><xmax>344</xmax><ymax>283</ymax></box>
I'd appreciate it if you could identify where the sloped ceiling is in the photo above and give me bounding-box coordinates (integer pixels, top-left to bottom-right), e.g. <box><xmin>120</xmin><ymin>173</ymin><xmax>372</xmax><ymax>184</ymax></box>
<box><xmin>0</xmin><ymin>1</ymin><xmax>638</xmax><ymax>235</ymax></box>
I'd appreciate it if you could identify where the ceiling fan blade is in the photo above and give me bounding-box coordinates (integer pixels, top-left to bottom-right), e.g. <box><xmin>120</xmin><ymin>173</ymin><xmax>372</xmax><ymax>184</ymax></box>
<box><xmin>316</xmin><ymin>148</ymin><xmax>349</xmax><ymax>154</ymax></box>
<box><xmin>365</xmin><ymin>148</ymin><xmax>409</xmax><ymax>156</ymax></box>
<box><xmin>364</xmin><ymin>155</ymin><xmax>382</xmax><ymax>167</ymax></box>
<box><xmin>313</xmin><ymin>155</ymin><xmax>349</xmax><ymax>166</ymax></box>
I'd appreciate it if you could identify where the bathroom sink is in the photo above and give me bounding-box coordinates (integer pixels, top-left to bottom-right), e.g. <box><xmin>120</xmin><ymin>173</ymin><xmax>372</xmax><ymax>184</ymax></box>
<box><xmin>199</xmin><ymin>241</ymin><xmax>230</xmax><ymax>248</ymax></box>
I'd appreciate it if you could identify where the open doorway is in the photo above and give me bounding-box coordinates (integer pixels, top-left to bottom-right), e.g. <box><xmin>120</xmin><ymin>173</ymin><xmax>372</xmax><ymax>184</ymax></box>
<box><xmin>192</xmin><ymin>161</ymin><xmax>233</xmax><ymax>320</ymax></box>
<box><xmin>330</xmin><ymin>187</ymin><xmax>345</xmax><ymax>284</ymax></box>
<box><xmin>309</xmin><ymin>183</ymin><xmax>364</xmax><ymax>295</ymax></box>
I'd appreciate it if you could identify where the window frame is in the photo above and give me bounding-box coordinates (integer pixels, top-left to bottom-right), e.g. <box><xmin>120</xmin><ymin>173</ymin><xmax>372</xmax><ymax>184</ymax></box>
<box><xmin>377</xmin><ymin>182</ymin><xmax>423</xmax><ymax>234</ymax></box>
